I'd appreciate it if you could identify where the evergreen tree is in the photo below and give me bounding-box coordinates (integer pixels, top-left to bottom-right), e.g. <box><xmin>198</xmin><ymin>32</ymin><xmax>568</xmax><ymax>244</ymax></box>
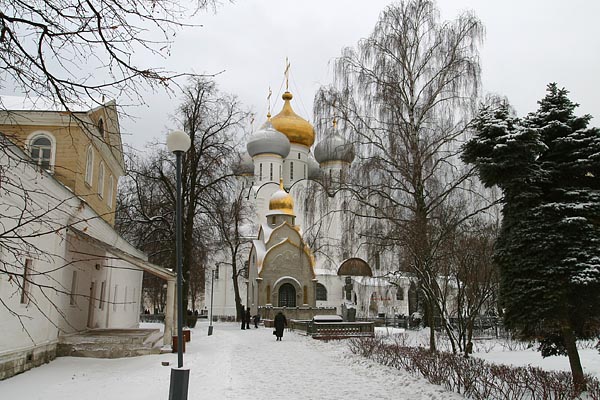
<box><xmin>462</xmin><ymin>84</ymin><xmax>600</xmax><ymax>389</ymax></box>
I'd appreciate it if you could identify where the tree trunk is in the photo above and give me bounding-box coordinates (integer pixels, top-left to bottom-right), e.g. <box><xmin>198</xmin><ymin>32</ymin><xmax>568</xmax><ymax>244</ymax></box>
<box><xmin>562</xmin><ymin>325</ymin><xmax>586</xmax><ymax>392</ymax></box>
<box><xmin>427</xmin><ymin>302</ymin><xmax>437</xmax><ymax>352</ymax></box>
<box><xmin>231</xmin><ymin>258</ymin><xmax>243</xmax><ymax>322</ymax></box>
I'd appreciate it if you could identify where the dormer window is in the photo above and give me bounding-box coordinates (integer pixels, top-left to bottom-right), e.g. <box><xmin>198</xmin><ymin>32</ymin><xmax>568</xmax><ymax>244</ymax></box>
<box><xmin>29</xmin><ymin>134</ymin><xmax>54</xmax><ymax>171</ymax></box>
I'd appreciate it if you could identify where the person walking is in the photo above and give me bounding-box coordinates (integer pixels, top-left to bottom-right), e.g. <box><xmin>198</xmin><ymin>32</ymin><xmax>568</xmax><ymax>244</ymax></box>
<box><xmin>241</xmin><ymin>306</ymin><xmax>246</xmax><ymax>330</ymax></box>
<box><xmin>274</xmin><ymin>311</ymin><xmax>287</xmax><ymax>341</ymax></box>
<box><xmin>253</xmin><ymin>314</ymin><xmax>260</xmax><ymax>328</ymax></box>
<box><xmin>245</xmin><ymin>307</ymin><xmax>251</xmax><ymax>330</ymax></box>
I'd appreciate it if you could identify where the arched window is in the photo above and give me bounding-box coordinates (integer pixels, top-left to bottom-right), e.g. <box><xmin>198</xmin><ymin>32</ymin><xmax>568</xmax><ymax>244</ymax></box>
<box><xmin>290</xmin><ymin>161</ymin><xmax>294</xmax><ymax>180</ymax></box>
<box><xmin>98</xmin><ymin>118</ymin><xmax>105</xmax><ymax>139</ymax></box>
<box><xmin>316</xmin><ymin>283</ymin><xmax>327</xmax><ymax>301</ymax></box>
<box><xmin>107</xmin><ymin>175</ymin><xmax>114</xmax><ymax>208</ymax></box>
<box><xmin>85</xmin><ymin>146</ymin><xmax>94</xmax><ymax>185</ymax></box>
<box><xmin>29</xmin><ymin>134</ymin><xmax>53</xmax><ymax>170</ymax></box>
<box><xmin>278</xmin><ymin>283</ymin><xmax>296</xmax><ymax>307</ymax></box>
<box><xmin>97</xmin><ymin>162</ymin><xmax>105</xmax><ymax>198</ymax></box>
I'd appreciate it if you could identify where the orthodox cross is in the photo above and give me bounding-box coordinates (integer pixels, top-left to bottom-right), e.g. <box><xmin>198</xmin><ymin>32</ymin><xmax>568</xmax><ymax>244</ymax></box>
<box><xmin>284</xmin><ymin>57</ymin><xmax>291</xmax><ymax>91</ymax></box>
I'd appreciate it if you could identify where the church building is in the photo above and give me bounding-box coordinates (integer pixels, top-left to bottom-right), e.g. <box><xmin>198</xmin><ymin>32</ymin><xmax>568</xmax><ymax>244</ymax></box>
<box><xmin>211</xmin><ymin>83</ymin><xmax>415</xmax><ymax>321</ymax></box>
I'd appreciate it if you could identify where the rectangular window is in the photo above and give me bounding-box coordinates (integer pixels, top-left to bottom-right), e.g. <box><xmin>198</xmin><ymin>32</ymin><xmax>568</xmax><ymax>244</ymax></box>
<box><xmin>70</xmin><ymin>270</ymin><xmax>78</xmax><ymax>305</ymax></box>
<box><xmin>270</xmin><ymin>163</ymin><xmax>273</xmax><ymax>181</ymax></box>
<box><xmin>113</xmin><ymin>285</ymin><xmax>118</xmax><ymax>312</ymax></box>
<box><xmin>290</xmin><ymin>161</ymin><xmax>294</xmax><ymax>180</ymax></box>
<box><xmin>297</xmin><ymin>152</ymin><xmax>301</xmax><ymax>160</ymax></box>
<box><xmin>20</xmin><ymin>258</ymin><xmax>33</xmax><ymax>304</ymax></box>
<box><xmin>259</xmin><ymin>163</ymin><xmax>263</xmax><ymax>181</ymax></box>
<box><xmin>99</xmin><ymin>281</ymin><xmax>106</xmax><ymax>310</ymax></box>
<box><xmin>374</xmin><ymin>252</ymin><xmax>381</xmax><ymax>270</ymax></box>
<box><xmin>133</xmin><ymin>288</ymin><xmax>137</xmax><ymax>313</ymax></box>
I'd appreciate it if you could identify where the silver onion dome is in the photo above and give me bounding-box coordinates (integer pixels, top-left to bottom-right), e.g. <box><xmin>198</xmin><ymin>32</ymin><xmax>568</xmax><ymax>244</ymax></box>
<box><xmin>306</xmin><ymin>155</ymin><xmax>322</xmax><ymax>180</ymax></box>
<box><xmin>314</xmin><ymin>131</ymin><xmax>355</xmax><ymax>164</ymax></box>
<box><xmin>247</xmin><ymin>120</ymin><xmax>291</xmax><ymax>158</ymax></box>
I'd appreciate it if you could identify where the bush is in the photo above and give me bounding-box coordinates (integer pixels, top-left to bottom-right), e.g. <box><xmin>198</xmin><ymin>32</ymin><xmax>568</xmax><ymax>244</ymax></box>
<box><xmin>347</xmin><ymin>338</ymin><xmax>600</xmax><ymax>399</ymax></box>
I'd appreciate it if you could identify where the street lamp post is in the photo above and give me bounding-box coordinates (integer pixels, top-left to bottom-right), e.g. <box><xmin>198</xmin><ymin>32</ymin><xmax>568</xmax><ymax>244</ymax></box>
<box><xmin>167</xmin><ymin>130</ymin><xmax>191</xmax><ymax>400</ymax></box>
<box><xmin>208</xmin><ymin>268</ymin><xmax>215</xmax><ymax>336</ymax></box>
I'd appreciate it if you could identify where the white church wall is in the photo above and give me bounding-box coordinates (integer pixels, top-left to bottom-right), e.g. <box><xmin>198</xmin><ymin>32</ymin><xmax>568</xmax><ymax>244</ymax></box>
<box><xmin>0</xmin><ymin>139</ymin><xmax>146</xmax><ymax>379</ymax></box>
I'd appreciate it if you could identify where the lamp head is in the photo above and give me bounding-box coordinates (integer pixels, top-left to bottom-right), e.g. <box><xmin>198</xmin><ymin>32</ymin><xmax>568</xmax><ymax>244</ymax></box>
<box><xmin>166</xmin><ymin>130</ymin><xmax>191</xmax><ymax>153</ymax></box>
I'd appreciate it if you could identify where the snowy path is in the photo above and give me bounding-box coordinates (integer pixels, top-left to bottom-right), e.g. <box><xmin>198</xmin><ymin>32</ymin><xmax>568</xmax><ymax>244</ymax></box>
<box><xmin>0</xmin><ymin>321</ymin><xmax>462</xmax><ymax>399</ymax></box>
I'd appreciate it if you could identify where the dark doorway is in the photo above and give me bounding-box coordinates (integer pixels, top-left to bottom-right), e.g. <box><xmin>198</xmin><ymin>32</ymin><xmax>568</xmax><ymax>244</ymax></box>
<box><xmin>278</xmin><ymin>283</ymin><xmax>296</xmax><ymax>307</ymax></box>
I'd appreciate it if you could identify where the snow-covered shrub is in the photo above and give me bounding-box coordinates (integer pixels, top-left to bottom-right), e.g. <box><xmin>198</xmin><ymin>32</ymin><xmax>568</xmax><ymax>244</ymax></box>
<box><xmin>347</xmin><ymin>338</ymin><xmax>600</xmax><ymax>399</ymax></box>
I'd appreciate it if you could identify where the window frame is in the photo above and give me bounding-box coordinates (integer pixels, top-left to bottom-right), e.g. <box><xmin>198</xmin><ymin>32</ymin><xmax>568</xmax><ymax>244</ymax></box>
<box><xmin>85</xmin><ymin>145</ymin><xmax>94</xmax><ymax>186</ymax></box>
<box><xmin>20</xmin><ymin>258</ymin><xmax>33</xmax><ymax>305</ymax></box>
<box><xmin>27</xmin><ymin>132</ymin><xmax>56</xmax><ymax>172</ymax></box>
<box><xmin>97</xmin><ymin>162</ymin><xmax>105</xmax><ymax>198</ymax></box>
<box><xmin>107</xmin><ymin>175</ymin><xmax>114</xmax><ymax>208</ymax></box>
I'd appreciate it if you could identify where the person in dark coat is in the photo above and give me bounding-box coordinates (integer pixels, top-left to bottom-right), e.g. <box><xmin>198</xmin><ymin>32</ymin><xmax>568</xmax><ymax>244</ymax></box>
<box><xmin>245</xmin><ymin>307</ymin><xmax>251</xmax><ymax>330</ymax></box>
<box><xmin>274</xmin><ymin>311</ymin><xmax>287</xmax><ymax>341</ymax></box>
<box><xmin>241</xmin><ymin>306</ymin><xmax>246</xmax><ymax>330</ymax></box>
<box><xmin>253</xmin><ymin>314</ymin><xmax>260</xmax><ymax>328</ymax></box>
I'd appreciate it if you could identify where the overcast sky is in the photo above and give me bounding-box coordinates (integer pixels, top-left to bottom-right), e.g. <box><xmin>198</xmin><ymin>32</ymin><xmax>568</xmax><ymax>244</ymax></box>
<box><xmin>120</xmin><ymin>0</ymin><xmax>600</xmax><ymax>151</ymax></box>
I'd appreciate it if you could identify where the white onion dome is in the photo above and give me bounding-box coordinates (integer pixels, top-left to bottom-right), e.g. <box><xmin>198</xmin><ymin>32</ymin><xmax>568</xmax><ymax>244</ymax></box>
<box><xmin>232</xmin><ymin>153</ymin><xmax>254</xmax><ymax>176</ymax></box>
<box><xmin>247</xmin><ymin>120</ymin><xmax>291</xmax><ymax>158</ymax></box>
<box><xmin>307</xmin><ymin>155</ymin><xmax>322</xmax><ymax>180</ymax></box>
<box><xmin>269</xmin><ymin>180</ymin><xmax>295</xmax><ymax>215</ymax></box>
<box><xmin>314</xmin><ymin>128</ymin><xmax>355</xmax><ymax>164</ymax></box>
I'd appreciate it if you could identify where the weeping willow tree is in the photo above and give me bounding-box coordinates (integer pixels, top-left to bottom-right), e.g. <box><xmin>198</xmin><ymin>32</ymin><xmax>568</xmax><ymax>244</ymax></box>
<box><xmin>314</xmin><ymin>0</ymin><xmax>491</xmax><ymax>352</ymax></box>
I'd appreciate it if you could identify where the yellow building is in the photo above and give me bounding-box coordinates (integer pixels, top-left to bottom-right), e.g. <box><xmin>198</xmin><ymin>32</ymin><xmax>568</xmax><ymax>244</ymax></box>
<box><xmin>0</xmin><ymin>100</ymin><xmax>124</xmax><ymax>225</ymax></box>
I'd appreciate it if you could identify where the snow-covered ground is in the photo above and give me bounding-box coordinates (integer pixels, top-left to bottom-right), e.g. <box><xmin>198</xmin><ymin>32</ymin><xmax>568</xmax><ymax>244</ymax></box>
<box><xmin>0</xmin><ymin>321</ymin><xmax>460</xmax><ymax>400</ymax></box>
<box><xmin>1</xmin><ymin>322</ymin><xmax>598</xmax><ymax>399</ymax></box>
<box><xmin>376</xmin><ymin>326</ymin><xmax>600</xmax><ymax>380</ymax></box>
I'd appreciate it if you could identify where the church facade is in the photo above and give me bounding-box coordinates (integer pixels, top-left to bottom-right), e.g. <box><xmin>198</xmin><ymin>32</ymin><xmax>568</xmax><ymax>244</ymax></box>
<box><xmin>210</xmin><ymin>89</ymin><xmax>416</xmax><ymax>320</ymax></box>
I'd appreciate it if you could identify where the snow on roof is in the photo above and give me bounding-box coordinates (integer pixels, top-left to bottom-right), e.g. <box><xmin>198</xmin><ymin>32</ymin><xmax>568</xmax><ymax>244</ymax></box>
<box><xmin>253</xmin><ymin>240</ymin><xmax>266</xmax><ymax>267</ymax></box>
<box><xmin>351</xmin><ymin>275</ymin><xmax>393</xmax><ymax>286</ymax></box>
<box><xmin>314</xmin><ymin>268</ymin><xmax>337</xmax><ymax>276</ymax></box>
<box><xmin>261</xmin><ymin>223</ymin><xmax>274</xmax><ymax>242</ymax></box>
<box><xmin>0</xmin><ymin>95</ymin><xmax>88</xmax><ymax>112</ymax></box>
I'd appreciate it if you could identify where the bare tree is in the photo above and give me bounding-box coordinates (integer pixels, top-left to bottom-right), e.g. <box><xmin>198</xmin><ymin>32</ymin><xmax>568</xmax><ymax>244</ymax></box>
<box><xmin>117</xmin><ymin>77</ymin><xmax>248</xmax><ymax>317</ymax></box>
<box><xmin>203</xmin><ymin>179</ymin><xmax>253</xmax><ymax>321</ymax></box>
<box><xmin>1</xmin><ymin>0</ymin><xmax>219</xmax><ymax>110</ymax></box>
<box><xmin>314</xmin><ymin>0</ymin><xmax>492</xmax><ymax>352</ymax></box>
<box><xmin>447</xmin><ymin>217</ymin><xmax>499</xmax><ymax>356</ymax></box>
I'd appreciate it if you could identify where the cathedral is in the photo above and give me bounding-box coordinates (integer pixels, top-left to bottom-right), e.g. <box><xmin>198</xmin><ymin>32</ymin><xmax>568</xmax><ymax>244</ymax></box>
<box><xmin>210</xmin><ymin>86</ymin><xmax>416</xmax><ymax>321</ymax></box>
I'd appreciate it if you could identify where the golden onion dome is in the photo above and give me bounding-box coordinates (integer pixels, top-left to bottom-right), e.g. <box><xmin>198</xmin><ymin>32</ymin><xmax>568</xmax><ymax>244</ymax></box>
<box><xmin>270</xmin><ymin>91</ymin><xmax>315</xmax><ymax>148</ymax></box>
<box><xmin>269</xmin><ymin>180</ymin><xmax>295</xmax><ymax>215</ymax></box>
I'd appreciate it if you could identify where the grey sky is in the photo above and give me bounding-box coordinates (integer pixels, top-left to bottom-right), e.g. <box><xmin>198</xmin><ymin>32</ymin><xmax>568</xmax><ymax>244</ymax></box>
<box><xmin>120</xmin><ymin>0</ymin><xmax>600</xmax><ymax>151</ymax></box>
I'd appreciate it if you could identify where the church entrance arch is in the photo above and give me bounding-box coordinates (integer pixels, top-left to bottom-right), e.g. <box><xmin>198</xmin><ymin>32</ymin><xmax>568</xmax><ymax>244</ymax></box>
<box><xmin>278</xmin><ymin>283</ymin><xmax>296</xmax><ymax>307</ymax></box>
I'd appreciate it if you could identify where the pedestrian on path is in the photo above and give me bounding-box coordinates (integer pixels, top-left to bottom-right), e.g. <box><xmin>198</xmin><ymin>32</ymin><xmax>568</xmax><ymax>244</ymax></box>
<box><xmin>245</xmin><ymin>307</ymin><xmax>251</xmax><ymax>330</ymax></box>
<box><xmin>274</xmin><ymin>311</ymin><xmax>287</xmax><ymax>341</ymax></box>
<box><xmin>241</xmin><ymin>306</ymin><xmax>246</xmax><ymax>330</ymax></box>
